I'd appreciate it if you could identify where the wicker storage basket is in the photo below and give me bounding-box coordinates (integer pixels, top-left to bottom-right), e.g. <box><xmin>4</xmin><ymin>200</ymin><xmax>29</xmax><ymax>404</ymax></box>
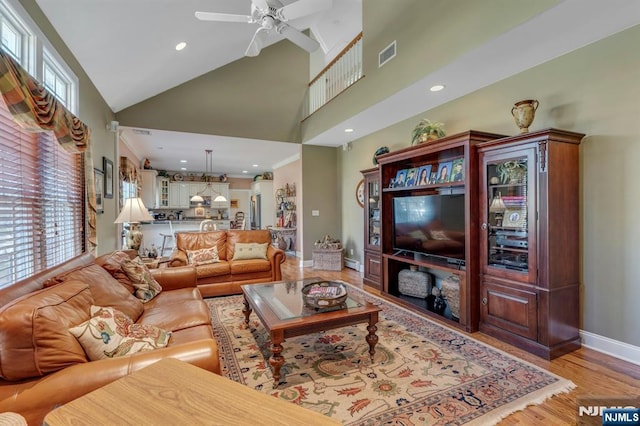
<box><xmin>441</xmin><ymin>275</ymin><xmax>461</xmax><ymax>319</ymax></box>
<box><xmin>398</xmin><ymin>269</ymin><xmax>433</xmax><ymax>298</ymax></box>
<box><xmin>312</xmin><ymin>249</ymin><xmax>344</xmax><ymax>271</ymax></box>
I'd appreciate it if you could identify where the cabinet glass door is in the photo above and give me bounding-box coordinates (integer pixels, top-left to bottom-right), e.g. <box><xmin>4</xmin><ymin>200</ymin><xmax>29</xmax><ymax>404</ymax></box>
<box><xmin>486</xmin><ymin>157</ymin><xmax>530</xmax><ymax>273</ymax></box>
<box><xmin>368</xmin><ymin>179</ymin><xmax>380</xmax><ymax>248</ymax></box>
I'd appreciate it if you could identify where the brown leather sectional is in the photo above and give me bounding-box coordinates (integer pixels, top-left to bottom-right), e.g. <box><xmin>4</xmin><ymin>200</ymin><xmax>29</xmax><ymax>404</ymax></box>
<box><xmin>0</xmin><ymin>251</ymin><xmax>220</xmax><ymax>425</ymax></box>
<box><xmin>169</xmin><ymin>229</ymin><xmax>286</xmax><ymax>297</ymax></box>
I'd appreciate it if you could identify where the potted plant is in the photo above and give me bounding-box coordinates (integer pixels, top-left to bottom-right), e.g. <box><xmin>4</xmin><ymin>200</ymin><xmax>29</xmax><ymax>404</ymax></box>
<box><xmin>411</xmin><ymin>119</ymin><xmax>446</xmax><ymax>145</ymax></box>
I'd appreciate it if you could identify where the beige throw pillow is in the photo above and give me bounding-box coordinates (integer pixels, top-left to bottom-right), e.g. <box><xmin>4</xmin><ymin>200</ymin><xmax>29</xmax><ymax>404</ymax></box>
<box><xmin>69</xmin><ymin>306</ymin><xmax>171</xmax><ymax>360</ymax></box>
<box><xmin>186</xmin><ymin>246</ymin><xmax>220</xmax><ymax>266</ymax></box>
<box><xmin>232</xmin><ymin>242</ymin><xmax>269</xmax><ymax>260</ymax></box>
<box><xmin>121</xmin><ymin>257</ymin><xmax>162</xmax><ymax>302</ymax></box>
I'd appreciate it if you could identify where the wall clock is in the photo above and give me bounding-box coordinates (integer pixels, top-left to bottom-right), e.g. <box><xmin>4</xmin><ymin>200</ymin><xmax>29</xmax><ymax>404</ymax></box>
<box><xmin>356</xmin><ymin>179</ymin><xmax>365</xmax><ymax>208</ymax></box>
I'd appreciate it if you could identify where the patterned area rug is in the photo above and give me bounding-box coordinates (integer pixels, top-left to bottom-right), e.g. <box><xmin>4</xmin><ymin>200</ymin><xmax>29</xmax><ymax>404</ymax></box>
<box><xmin>205</xmin><ymin>284</ymin><xmax>574</xmax><ymax>425</ymax></box>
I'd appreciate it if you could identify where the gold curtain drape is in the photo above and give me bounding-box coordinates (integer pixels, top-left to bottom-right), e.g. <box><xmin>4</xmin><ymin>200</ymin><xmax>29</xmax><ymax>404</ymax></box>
<box><xmin>0</xmin><ymin>48</ymin><xmax>97</xmax><ymax>251</ymax></box>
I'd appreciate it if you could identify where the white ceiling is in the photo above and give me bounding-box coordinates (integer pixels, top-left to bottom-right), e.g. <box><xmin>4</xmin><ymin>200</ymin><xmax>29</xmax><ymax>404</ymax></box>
<box><xmin>36</xmin><ymin>0</ymin><xmax>640</xmax><ymax>176</ymax></box>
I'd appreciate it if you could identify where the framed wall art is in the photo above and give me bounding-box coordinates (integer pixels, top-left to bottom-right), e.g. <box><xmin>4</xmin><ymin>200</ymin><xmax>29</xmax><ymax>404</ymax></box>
<box><xmin>94</xmin><ymin>168</ymin><xmax>104</xmax><ymax>214</ymax></box>
<box><xmin>103</xmin><ymin>157</ymin><xmax>114</xmax><ymax>199</ymax></box>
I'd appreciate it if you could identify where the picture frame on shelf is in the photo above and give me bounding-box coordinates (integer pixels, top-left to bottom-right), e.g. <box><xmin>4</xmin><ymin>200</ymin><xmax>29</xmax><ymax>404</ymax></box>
<box><xmin>394</xmin><ymin>169</ymin><xmax>408</xmax><ymax>187</ymax></box>
<box><xmin>195</xmin><ymin>207</ymin><xmax>205</xmax><ymax>217</ymax></box>
<box><xmin>416</xmin><ymin>165</ymin><xmax>432</xmax><ymax>186</ymax></box>
<box><xmin>450</xmin><ymin>158</ymin><xmax>465</xmax><ymax>182</ymax></box>
<box><xmin>502</xmin><ymin>209</ymin><xmax>526</xmax><ymax>228</ymax></box>
<box><xmin>405</xmin><ymin>168</ymin><xmax>418</xmax><ymax>186</ymax></box>
<box><xmin>94</xmin><ymin>168</ymin><xmax>104</xmax><ymax>214</ymax></box>
<box><xmin>436</xmin><ymin>161</ymin><xmax>452</xmax><ymax>183</ymax></box>
<box><xmin>103</xmin><ymin>157</ymin><xmax>114</xmax><ymax>198</ymax></box>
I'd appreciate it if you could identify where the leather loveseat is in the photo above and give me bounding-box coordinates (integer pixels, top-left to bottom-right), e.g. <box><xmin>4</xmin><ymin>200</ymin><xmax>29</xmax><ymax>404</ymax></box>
<box><xmin>168</xmin><ymin>229</ymin><xmax>286</xmax><ymax>297</ymax></box>
<box><xmin>0</xmin><ymin>251</ymin><xmax>219</xmax><ymax>425</ymax></box>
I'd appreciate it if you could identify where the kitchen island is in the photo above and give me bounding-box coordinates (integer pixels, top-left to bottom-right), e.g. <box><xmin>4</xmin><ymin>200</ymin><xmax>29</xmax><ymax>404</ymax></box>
<box><xmin>140</xmin><ymin>219</ymin><xmax>231</xmax><ymax>253</ymax></box>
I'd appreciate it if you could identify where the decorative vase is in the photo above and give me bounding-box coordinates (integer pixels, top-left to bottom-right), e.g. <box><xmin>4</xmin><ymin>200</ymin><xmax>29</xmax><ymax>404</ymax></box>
<box><xmin>511</xmin><ymin>99</ymin><xmax>539</xmax><ymax>133</ymax></box>
<box><xmin>372</xmin><ymin>146</ymin><xmax>390</xmax><ymax>165</ymax></box>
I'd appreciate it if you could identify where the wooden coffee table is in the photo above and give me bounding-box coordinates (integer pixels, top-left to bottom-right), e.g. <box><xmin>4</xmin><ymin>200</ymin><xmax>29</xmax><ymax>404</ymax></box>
<box><xmin>241</xmin><ymin>278</ymin><xmax>382</xmax><ymax>388</ymax></box>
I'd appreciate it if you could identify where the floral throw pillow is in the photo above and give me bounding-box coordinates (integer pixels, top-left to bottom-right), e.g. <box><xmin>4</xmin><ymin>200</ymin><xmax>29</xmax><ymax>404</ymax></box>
<box><xmin>186</xmin><ymin>246</ymin><xmax>220</xmax><ymax>266</ymax></box>
<box><xmin>232</xmin><ymin>242</ymin><xmax>269</xmax><ymax>260</ymax></box>
<box><xmin>69</xmin><ymin>306</ymin><xmax>171</xmax><ymax>361</ymax></box>
<box><xmin>121</xmin><ymin>257</ymin><xmax>163</xmax><ymax>302</ymax></box>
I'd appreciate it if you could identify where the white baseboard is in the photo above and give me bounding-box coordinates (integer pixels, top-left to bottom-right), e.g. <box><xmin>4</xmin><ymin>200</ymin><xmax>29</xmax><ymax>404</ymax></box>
<box><xmin>580</xmin><ymin>330</ymin><xmax>640</xmax><ymax>366</ymax></box>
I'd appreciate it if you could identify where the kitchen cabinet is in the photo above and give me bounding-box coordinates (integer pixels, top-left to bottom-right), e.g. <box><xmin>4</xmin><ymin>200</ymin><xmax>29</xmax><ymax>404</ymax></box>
<box><xmin>139</xmin><ymin>170</ymin><xmax>158</xmax><ymax>209</ymax></box>
<box><xmin>157</xmin><ymin>177</ymin><xmax>170</xmax><ymax>208</ymax></box>
<box><xmin>169</xmin><ymin>182</ymin><xmax>190</xmax><ymax>208</ymax></box>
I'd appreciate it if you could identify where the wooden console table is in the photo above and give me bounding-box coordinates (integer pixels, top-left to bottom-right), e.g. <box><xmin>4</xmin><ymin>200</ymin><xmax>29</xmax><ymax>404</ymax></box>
<box><xmin>44</xmin><ymin>358</ymin><xmax>339</xmax><ymax>425</ymax></box>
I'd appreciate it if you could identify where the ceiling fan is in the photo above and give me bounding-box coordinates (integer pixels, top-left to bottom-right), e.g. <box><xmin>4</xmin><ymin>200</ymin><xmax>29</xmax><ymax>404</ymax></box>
<box><xmin>195</xmin><ymin>0</ymin><xmax>332</xmax><ymax>57</ymax></box>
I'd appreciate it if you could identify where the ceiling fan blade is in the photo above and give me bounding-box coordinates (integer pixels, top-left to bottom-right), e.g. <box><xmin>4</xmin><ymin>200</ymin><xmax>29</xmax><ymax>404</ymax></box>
<box><xmin>245</xmin><ymin>27</ymin><xmax>269</xmax><ymax>57</ymax></box>
<box><xmin>195</xmin><ymin>11</ymin><xmax>252</xmax><ymax>23</ymax></box>
<box><xmin>278</xmin><ymin>0</ymin><xmax>333</xmax><ymax>21</ymax></box>
<box><xmin>277</xmin><ymin>23</ymin><xmax>320</xmax><ymax>53</ymax></box>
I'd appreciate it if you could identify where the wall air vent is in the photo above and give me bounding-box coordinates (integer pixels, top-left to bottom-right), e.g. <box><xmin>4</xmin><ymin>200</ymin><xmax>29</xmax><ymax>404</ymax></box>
<box><xmin>378</xmin><ymin>40</ymin><xmax>396</xmax><ymax>68</ymax></box>
<box><xmin>132</xmin><ymin>129</ymin><xmax>151</xmax><ymax>135</ymax></box>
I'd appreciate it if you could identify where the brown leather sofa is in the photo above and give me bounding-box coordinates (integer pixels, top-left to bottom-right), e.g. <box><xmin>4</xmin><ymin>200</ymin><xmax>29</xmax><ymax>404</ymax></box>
<box><xmin>169</xmin><ymin>229</ymin><xmax>286</xmax><ymax>297</ymax></box>
<box><xmin>0</xmin><ymin>251</ymin><xmax>219</xmax><ymax>425</ymax></box>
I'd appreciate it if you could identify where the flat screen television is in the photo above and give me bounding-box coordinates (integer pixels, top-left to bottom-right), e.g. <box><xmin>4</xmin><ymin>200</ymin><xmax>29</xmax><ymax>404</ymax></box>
<box><xmin>393</xmin><ymin>194</ymin><xmax>466</xmax><ymax>262</ymax></box>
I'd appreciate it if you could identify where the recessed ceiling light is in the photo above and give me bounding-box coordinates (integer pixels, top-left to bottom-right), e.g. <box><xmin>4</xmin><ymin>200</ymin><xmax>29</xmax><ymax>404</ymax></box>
<box><xmin>180</xmin><ymin>167</ymin><xmax>187</xmax><ymax>171</ymax></box>
<box><xmin>175</xmin><ymin>42</ymin><xmax>187</xmax><ymax>51</ymax></box>
<box><xmin>252</xmin><ymin>164</ymin><xmax>259</xmax><ymax>168</ymax></box>
<box><xmin>242</xmin><ymin>170</ymin><xmax>248</xmax><ymax>174</ymax></box>
<box><xmin>344</xmin><ymin>128</ymin><xmax>354</xmax><ymax>133</ymax></box>
<box><xmin>430</xmin><ymin>84</ymin><xmax>445</xmax><ymax>92</ymax></box>
<box><xmin>180</xmin><ymin>160</ymin><xmax>187</xmax><ymax>163</ymax></box>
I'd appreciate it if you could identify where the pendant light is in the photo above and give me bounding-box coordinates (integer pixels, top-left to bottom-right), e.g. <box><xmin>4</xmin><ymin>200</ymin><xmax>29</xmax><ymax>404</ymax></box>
<box><xmin>190</xmin><ymin>149</ymin><xmax>228</xmax><ymax>203</ymax></box>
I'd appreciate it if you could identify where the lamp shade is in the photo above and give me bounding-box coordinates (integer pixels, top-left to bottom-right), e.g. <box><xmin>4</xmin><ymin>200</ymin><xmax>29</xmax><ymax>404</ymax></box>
<box><xmin>489</xmin><ymin>192</ymin><xmax>507</xmax><ymax>212</ymax></box>
<box><xmin>114</xmin><ymin>197</ymin><xmax>154</xmax><ymax>224</ymax></box>
<box><xmin>190</xmin><ymin>194</ymin><xmax>204</xmax><ymax>203</ymax></box>
<box><xmin>213</xmin><ymin>194</ymin><xmax>227</xmax><ymax>202</ymax></box>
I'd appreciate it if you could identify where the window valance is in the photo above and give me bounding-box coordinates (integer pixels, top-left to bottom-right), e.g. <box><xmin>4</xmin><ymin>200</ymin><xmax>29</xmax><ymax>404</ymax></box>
<box><xmin>0</xmin><ymin>48</ymin><xmax>97</xmax><ymax>250</ymax></box>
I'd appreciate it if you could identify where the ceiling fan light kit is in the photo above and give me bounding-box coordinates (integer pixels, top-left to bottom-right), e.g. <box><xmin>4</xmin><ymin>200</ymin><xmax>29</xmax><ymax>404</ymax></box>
<box><xmin>196</xmin><ymin>0</ymin><xmax>332</xmax><ymax>57</ymax></box>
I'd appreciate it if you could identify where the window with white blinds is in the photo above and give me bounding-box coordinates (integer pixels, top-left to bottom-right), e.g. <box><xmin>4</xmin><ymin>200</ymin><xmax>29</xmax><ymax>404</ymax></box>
<box><xmin>0</xmin><ymin>100</ymin><xmax>85</xmax><ymax>289</ymax></box>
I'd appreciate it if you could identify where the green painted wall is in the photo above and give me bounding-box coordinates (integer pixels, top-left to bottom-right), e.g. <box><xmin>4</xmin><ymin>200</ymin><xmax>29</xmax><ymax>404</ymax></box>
<box><xmin>116</xmin><ymin>40</ymin><xmax>309</xmax><ymax>144</ymax></box>
<box><xmin>301</xmin><ymin>145</ymin><xmax>340</xmax><ymax>261</ymax></box>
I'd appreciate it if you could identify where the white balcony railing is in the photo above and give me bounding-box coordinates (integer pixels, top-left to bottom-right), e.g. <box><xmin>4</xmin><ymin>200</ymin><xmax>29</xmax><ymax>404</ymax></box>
<box><xmin>304</xmin><ymin>33</ymin><xmax>363</xmax><ymax>118</ymax></box>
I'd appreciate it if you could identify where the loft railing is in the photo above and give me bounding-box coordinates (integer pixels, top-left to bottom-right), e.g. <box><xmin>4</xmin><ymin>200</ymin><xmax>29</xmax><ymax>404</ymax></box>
<box><xmin>304</xmin><ymin>32</ymin><xmax>363</xmax><ymax>118</ymax></box>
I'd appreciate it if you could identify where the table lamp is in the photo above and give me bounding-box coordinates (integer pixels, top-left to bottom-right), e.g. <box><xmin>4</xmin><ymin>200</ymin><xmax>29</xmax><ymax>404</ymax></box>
<box><xmin>114</xmin><ymin>197</ymin><xmax>154</xmax><ymax>250</ymax></box>
<box><xmin>489</xmin><ymin>192</ymin><xmax>507</xmax><ymax>227</ymax></box>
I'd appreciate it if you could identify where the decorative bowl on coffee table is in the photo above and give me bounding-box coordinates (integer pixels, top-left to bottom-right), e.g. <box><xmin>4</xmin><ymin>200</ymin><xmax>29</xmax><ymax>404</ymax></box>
<box><xmin>302</xmin><ymin>281</ymin><xmax>348</xmax><ymax>309</ymax></box>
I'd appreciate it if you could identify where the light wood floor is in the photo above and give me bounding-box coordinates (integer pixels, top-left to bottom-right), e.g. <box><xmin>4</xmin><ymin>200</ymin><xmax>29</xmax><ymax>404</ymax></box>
<box><xmin>281</xmin><ymin>256</ymin><xmax>640</xmax><ymax>425</ymax></box>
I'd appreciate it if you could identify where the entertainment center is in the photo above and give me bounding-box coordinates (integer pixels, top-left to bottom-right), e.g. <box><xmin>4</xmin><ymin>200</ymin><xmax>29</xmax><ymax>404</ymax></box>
<box><xmin>377</xmin><ymin>131</ymin><xmax>504</xmax><ymax>332</ymax></box>
<box><xmin>373</xmin><ymin>129</ymin><xmax>584</xmax><ymax>359</ymax></box>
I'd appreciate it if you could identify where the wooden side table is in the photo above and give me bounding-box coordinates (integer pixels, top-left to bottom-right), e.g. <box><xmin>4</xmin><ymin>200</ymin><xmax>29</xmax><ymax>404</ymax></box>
<box><xmin>141</xmin><ymin>256</ymin><xmax>170</xmax><ymax>269</ymax></box>
<box><xmin>44</xmin><ymin>358</ymin><xmax>339</xmax><ymax>425</ymax></box>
